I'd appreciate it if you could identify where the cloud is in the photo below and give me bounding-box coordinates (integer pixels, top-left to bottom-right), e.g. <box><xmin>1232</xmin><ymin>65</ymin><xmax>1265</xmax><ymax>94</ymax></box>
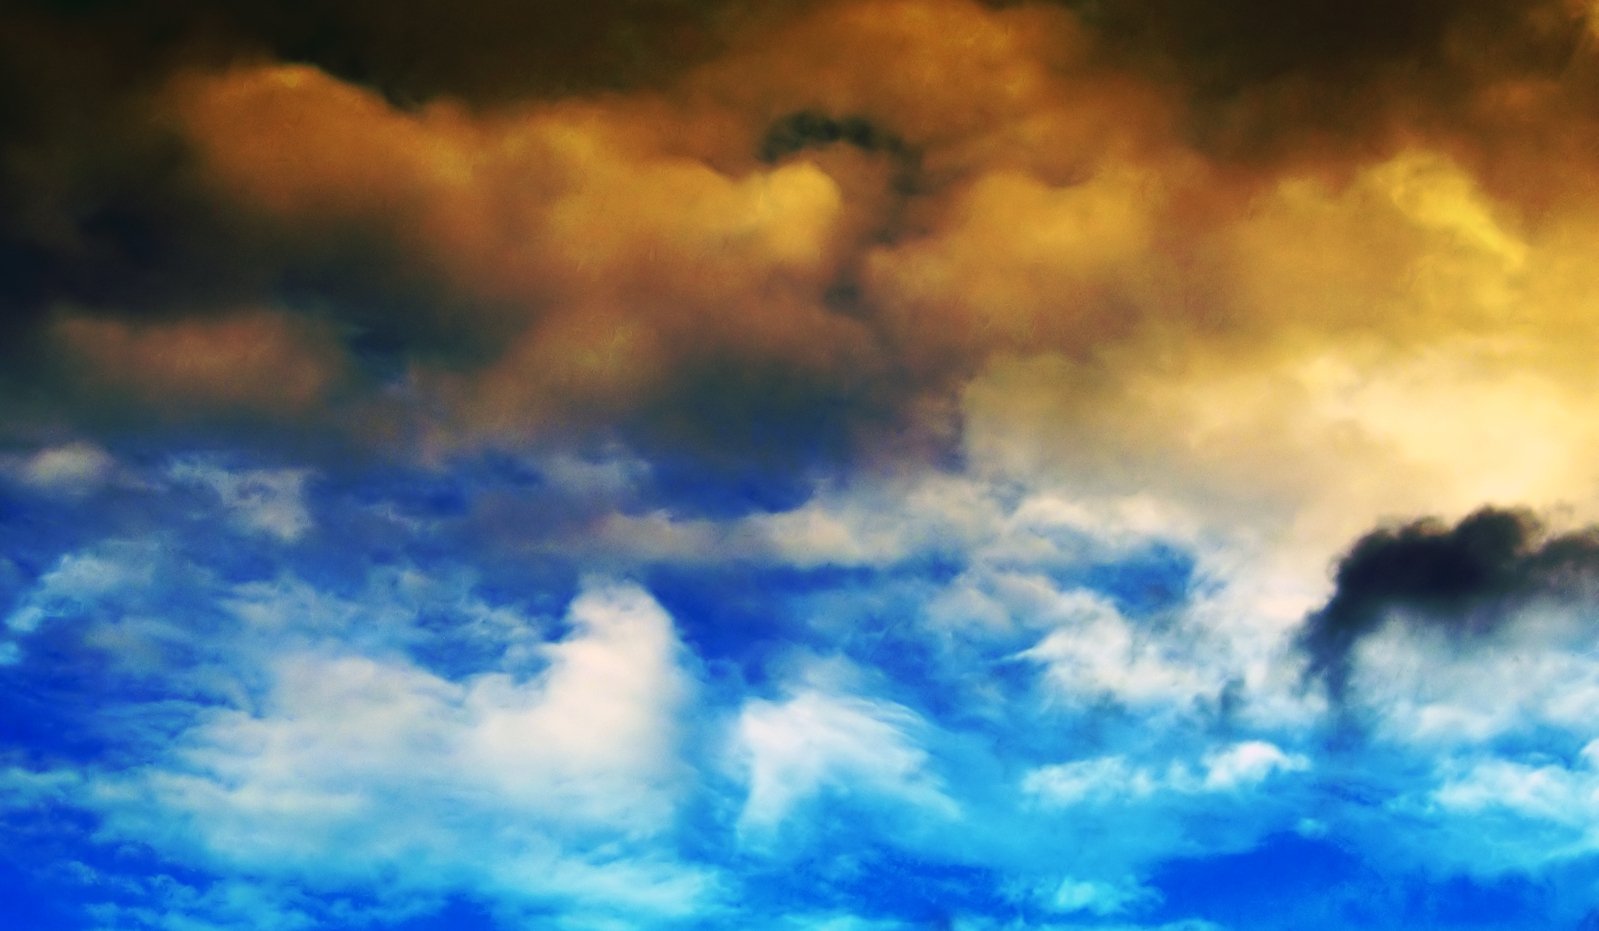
<box><xmin>1200</xmin><ymin>740</ymin><xmax>1310</xmax><ymax>790</ymax></box>
<box><xmin>7</xmin><ymin>442</ymin><xmax>115</xmax><ymax>494</ymax></box>
<box><xmin>1433</xmin><ymin>741</ymin><xmax>1599</xmax><ymax>829</ymax></box>
<box><xmin>2</xmin><ymin>0</ymin><xmax>1598</xmax><ymax>491</ymax></box>
<box><xmin>1022</xmin><ymin>755</ymin><xmax>1162</xmax><ymax>806</ymax></box>
<box><xmin>733</xmin><ymin>682</ymin><xmax>956</xmax><ymax>833</ymax></box>
<box><xmin>8</xmin><ymin>1</ymin><xmax>1599</xmax><ymax>926</ymax></box>
<box><xmin>1048</xmin><ymin>876</ymin><xmax>1159</xmax><ymax>917</ymax></box>
<box><xmin>4</xmin><ymin>540</ymin><xmax>157</xmax><ymax>635</ymax></box>
<box><xmin>168</xmin><ymin>459</ymin><xmax>316</xmax><ymax>543</ymax></box>
<box><xmin>1015</xmin><ymin>587</ymin><xmax>1227</xmax><ymax>714</ymax></box>
<box><xmin>1078</xmin><ymin>0</ymin><xmax>1597</xmax><ymax>169</ymax></box>
<box><xmin>1349</xmin><ymin>740</ymin><xmax>1599</xmax><ymax>879</ymax></box>
<box><xmin>85</xmin><ymin>580</ymin><xmax>709</xmax><ymax>919</ymax></box>
<box><xmin>759</xmin><ymin>111</ymin><xmax>913</xmax><ymax>165</ymax></box>
<box><xmin>51</xmin><ymin>309</ymin><xmax>349</xmax><ymax>422</ymax></box>
<box><xmin>1298</xmin><ymin>507</ymin><xmax>1599</xmax><ymax>702</ymax></box>
<box><xmin>1023</xmin><ymin>740</ymin><xmax>1308</xmax><ymax>808</ymax></box>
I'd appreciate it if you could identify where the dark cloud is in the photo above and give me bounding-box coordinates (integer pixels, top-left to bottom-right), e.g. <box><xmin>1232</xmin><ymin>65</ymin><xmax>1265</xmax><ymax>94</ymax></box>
<box><xmin>4</xmin><ymin>0</ymin><xmax>1599</xmax><ymax>475</ymax></box>
<box><xmin>1051</xmin><ymin>0</ymin><xmax>1597</xmax><ymax>166</ymax></box>
<box><xmin>1299</xmin><ymin>507</ymin><xmax>1599</xmax><ymax>702</ymax></box>
<box><xmin>5</xmin><ymin>0</ymin><xmax>755</xmax><ymax>105</ymax></box>
<box><xmin>759</xmin><ymin>111</ymin><xmax>913</xmax><ymax>164</ymax></box>
<box><xmin>0</xmin><ymin>0</ymin><xmax>768</xmax><ymax>326</ymax></box>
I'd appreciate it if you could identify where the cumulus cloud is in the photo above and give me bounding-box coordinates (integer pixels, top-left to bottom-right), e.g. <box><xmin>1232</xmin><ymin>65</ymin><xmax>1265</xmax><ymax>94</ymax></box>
<box><xmin>1019</xmin><ymin>590</ymin><xmax>1218</xmax><ymax>712</ymax></box>
<box><xmin>89</xmin><ymin>580</ymin><xmax>707</xmax><ymax>917</ymax></box>
<box><xmin>1</xmin><ymin>0</ymin><xmax>1598</xmax><ymax>492</ymax></box>
<box><xmin>1201</xmin><ymin>740</ymin><xmax>1311</xmax><ymax>790</ymax></box>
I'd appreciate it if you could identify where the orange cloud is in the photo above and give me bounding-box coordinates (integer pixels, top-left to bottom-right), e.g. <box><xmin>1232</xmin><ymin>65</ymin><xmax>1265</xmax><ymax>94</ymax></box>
<box><xmin>74</xmin><ymin>0</ymin><xmax>1593</xmax><ymax>473</ymax></box>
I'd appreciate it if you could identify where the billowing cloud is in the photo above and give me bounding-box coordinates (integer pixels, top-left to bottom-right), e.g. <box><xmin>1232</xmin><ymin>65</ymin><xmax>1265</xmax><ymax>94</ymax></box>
<box><xmin>3</xmin><ymin>0</ymin><xmax>1599</xmax><ymax>484</ymax></box>
<box><xmin>1299</xmin><ymin>508</ymin><xmax>1599</xmax><ymax>702</ymax></box>
<box><xmin>69</xmin><ymin>580</ymin><xmax>708</xmax><ymax>921</ymax></box>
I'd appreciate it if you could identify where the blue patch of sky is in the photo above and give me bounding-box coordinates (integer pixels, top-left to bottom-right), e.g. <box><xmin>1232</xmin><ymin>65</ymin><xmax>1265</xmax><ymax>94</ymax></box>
<box><xmin>9</xmin><ymin>441</ymin><xmax>1594</xmax><ymax>931</ymax></box>
<box><xmin>1052</xmin><ymin>540</ymin><xmax>1197</xmax><ymax>619</ymax></box>
<box><xmin>1146</xmin><ymin>831</ymin><xmax>1562</xmax><ymax>931</ymax></box>
<box><xmin>389</xmin><ymin>895</ymin><xmax>504</xmax><ymax>931</ymax></box>
<box><xmin>711</xmin><ymin>829</ymin><xmax>1017</xmax><ymax>925</ymax></box>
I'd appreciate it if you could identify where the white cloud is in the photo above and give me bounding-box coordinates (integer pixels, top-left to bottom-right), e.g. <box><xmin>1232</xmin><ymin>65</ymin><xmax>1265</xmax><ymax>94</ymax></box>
<box><xmin>1022</xmin><ymin>755</ymin><xmax>1160</xmax><ymax>807</ymax></box>
<box><xmin>4</xmin><ymin>541</ymin><xmax>157</xmax><ymax>634</ymax></box>
<box><xmin>10</xmin><ymin>441</ymin><xmax>115</xmax><ymax>494</ymax></box>
<box><xmin>733</xmin><ymin>685</ymin><xmax>956</xmax><ymax>833</ymax></box>
<box><xmin>1351</xmin><ymin>606</ymin><xmax>1599</xmax><ymax>747</ymax></box>
<box><xmin>564</xmin><ymin>471</ymin><xmax>1005</xmax><ymax>568</ymax></box>
<box><xmin>1024</xmin><ymin>741</ymin><xmax>1309</xmax><ymax>808</ymax></box>
<box><xmin>168</xmin><ymin>458</ymin><xmax>315</xmax><ymax>542</ymax></box>
<box><xmin>88</xmin><ymin>580</ymin><xmax>711</xmax><ymax>919</ymax></box>
<box><xmin>980</xmin><ymin>492</ymin><xmax>1201</xmax><ymax>570</ymax></box>
<box><xmin>459</xmin><ymin>580</ymin><xmax>693</xmax><ymax>827</ymax></box>
<box><xmin>1019</xmin><ymin>592</ymin><xmax>1215</xmax><ymax>711</ymax></box>
<box><xmin>1345</xmin><ymin>742</ymin><xmax>1599</xmax><ymax>879</ymax></box>
<box><xmin>1201</xmin><ymin>741</ymin><xmax>1310</xmax><ymax>791</ymax></box>
<box><xmin>1433</xmin><ymin>741</ymin><xmax>1599</xmax><ymax>830</ymax></box>
<box><xmin>1049</xmin><ymin>876</ymin><xmax>1159</xmax><ymax>916</ymax></box>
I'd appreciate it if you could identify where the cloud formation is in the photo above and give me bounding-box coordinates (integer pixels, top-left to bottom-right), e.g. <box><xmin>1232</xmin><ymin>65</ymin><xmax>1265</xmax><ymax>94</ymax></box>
<box><xmin>2</xmin><ymin>0</ymin><xmax>1594</xmax><ymax>477</ymax></box>
<box><xmin>1299</xmin><ymin>508</ymin><xmax>1599</xmax><ymax>702</ymax></box>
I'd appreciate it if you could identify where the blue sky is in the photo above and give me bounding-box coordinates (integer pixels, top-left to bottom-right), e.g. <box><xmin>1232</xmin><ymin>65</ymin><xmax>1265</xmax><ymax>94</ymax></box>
<box><xmin>4</xmin><ymin>443</ymin><xmax>1597</xmax><ymax>929</ymax></box>
<box><xmin>5</xmin><ymin>0</ymin><xmax>1599</xmax><ymax>927</ymax></box>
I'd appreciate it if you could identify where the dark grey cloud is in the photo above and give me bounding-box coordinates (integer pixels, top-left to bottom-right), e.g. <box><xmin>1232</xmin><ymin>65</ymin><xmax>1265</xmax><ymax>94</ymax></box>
<box><xmin>1046</xmin><ymin>0</ymin><xmax>1597</xmax><ymax>169</ymax></box>
<box><xmin>759</xmin><ymin>111</ymin><xmax>913</xmax><ymax>164</ymax></box>
<box><xmin>7</xmin><ymin>0</ymin><xmax>753</xmax><ymax>104</ymax></box>
<box><xmin>1299</xmin><ymin>508</ymin><xmax>1599</xmax><ymax>702</ymax></box>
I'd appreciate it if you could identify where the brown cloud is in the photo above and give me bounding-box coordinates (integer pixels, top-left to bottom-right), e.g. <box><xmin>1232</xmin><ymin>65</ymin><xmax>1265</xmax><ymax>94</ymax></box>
<box><xmin>6</xmin><ymin>0</ymin><xmax>1599</xmax><ymax>483</ymax></box>
<box><xmin>160</xmin><ymin>49</ymin><xmax>911</xmax><ymax>449</ymax></box>
<box><xmin>52</xmin><ymin>308</ymin><xmax>348</xmax><ymax>419</ymax></box>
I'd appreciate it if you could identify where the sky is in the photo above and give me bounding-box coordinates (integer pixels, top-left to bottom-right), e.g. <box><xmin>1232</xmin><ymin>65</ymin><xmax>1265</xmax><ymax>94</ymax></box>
<box><xmin>4</xmin><ymin>0</ymin><xmax>1599</xmax><ymax>928</ymax></box>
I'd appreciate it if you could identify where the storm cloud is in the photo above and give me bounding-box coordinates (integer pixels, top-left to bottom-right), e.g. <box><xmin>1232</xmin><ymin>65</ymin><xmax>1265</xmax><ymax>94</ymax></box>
<box><xmin>5</xmin><ymin>0</ymin><xmax>1599</xmax><ymax>480</ymax></box>
<box><xmin>1300</xmin><ymin>508</ymin><xmax>1599</xmax><ymax>702</ymax></box>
